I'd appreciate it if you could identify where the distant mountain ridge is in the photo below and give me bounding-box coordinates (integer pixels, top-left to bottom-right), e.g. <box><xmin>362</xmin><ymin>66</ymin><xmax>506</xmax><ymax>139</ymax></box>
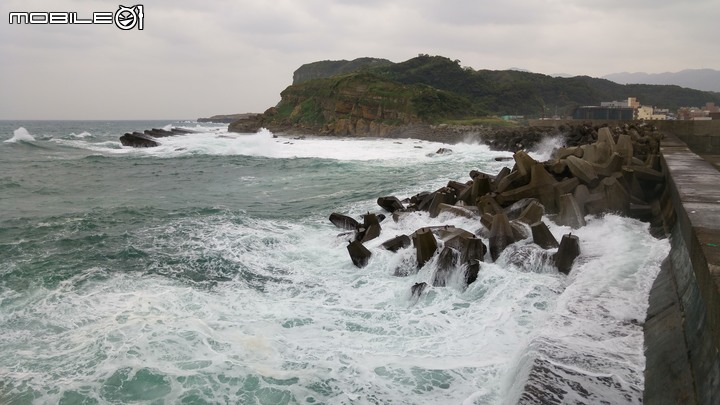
<box><xmin>603</xmin><ymin>69</ymin><xmax>720</xmax><ymax>93</ymax></box>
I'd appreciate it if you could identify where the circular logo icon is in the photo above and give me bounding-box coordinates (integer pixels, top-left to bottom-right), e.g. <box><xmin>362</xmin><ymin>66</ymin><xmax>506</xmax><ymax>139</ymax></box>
<box><xmin>114</xmin><ymin>6</ymin><xmax>137</xmax><ymax>30</ymax></box>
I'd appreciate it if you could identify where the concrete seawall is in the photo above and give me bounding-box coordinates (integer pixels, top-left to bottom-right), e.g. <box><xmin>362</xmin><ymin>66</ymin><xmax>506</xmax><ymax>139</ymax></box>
<box><xmin>644</xmin><ymin>132</ymin><xmax>720</xmax><ymax>403</ymax></box>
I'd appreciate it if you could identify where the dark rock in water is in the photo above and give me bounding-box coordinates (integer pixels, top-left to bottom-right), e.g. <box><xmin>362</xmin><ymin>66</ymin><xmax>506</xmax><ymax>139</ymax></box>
<box><xmin>329</xmin><ymin>213</ymin><xmax>359</xmax><ymax>231</ymax></box>
<box><xmin>377</xmin><ymin>196</ymin><xmax>404</xmax><ymax>213</ymax></box>
<box><xmin>119</xmin><ymin>132</ymin><xmax>159</xmax><ymax>147</ymax></box>
<box><xmin>413</xmin><ymin>228</ymin><xmax>438</xmax><ymax>268</ymax></box>
<box><xmin>436</xmin><ymin>148</ymin><xmax>453</xmax><ymax>154</ymax></box>
<box><xmin>381</xmin><ymin>235</ymin><xmax>411</xmax><ymax>252</ymax></box>
<box><xmin>120</xmin><ymin>127</ymin><xmax>196</xmax><ymax>147</ymax></box>
<box><xmin>554</xmin><ymin>233</ymin><xmax>580</xmax><ymax>274</ymax></box>
<box><xmin>347</xmin><ymin>240</ymin><xmax>372</xmax><ymax>268</ymax></box>
<box><xmin>411</xmin><ymin>282</ymin><xmax>428</xmax><ymax>298</ymax></box>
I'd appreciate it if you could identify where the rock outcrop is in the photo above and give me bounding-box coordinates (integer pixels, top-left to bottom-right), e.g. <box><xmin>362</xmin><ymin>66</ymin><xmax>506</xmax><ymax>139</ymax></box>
<box><xmin>119</xmin><ymin>127</ymin><xmax>196</xmax><ymax>148</ymax></box>
<box><xmin>197</xmin><ymin>113</ymin><xmax>256</xmax><ymax>123</ymax></box>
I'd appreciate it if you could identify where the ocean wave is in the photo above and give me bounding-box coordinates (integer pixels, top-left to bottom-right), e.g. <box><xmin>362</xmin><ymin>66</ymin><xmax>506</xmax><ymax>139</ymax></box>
<box><xmin>4</xmin><ymin>127</ymin><xmax>36</xmax><ymax>143</ymax></box>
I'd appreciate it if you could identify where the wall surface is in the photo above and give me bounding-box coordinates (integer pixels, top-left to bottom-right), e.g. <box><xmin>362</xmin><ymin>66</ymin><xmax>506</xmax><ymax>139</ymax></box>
<box><xmin>644</xmin><ymin>132</ymin><xmax>720</xmax><ymax>404</ymax></box>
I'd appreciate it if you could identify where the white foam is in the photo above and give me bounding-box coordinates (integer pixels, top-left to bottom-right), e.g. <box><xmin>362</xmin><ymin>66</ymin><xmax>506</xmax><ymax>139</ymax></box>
<box><xmin>4</xmin><ymin>127</ymin><xmax>36</xmax><ymax>143</ymax></box>
<box><xmin>69</xmin><ymin>131</ymin><xmax>92</xmax><ymax>139</ymax></box>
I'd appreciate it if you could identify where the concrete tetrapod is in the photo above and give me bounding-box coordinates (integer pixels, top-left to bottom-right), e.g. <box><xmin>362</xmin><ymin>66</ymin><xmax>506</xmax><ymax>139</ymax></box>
<box><xmin>381</xmin><ymin>235</ymin><xmax>411</xmax><ymax>252</ymax></box>
<box><xmin>413</xmin><ymin>228</ymin><xmax>438</xmax><ymax>268</ymax></box>
<box><xmin>460</xmin><ymin>236</ymin><xmax>487</xmax><ymax>264</ymax></box>
<box><xmin>329</xmin><ymin>213</ymin><xmax>360</xmax><ymax>231</ymax></box>
<box><xmin>489</xmin><ymin>213</ymin><xmax>516</xmax><ymax>262</ymax></box>
<box><xmin>358</xmin><ymin>213</ymin><xmax>382</xmax><ymax>243</ymax></box>
<box><xmin>496</xmin><ymin>163</ymin><xmax>558</xmax><ymax>210</ymax></box>
<box><xmin>516</xmin><ymin>200</ymin><xmax>546</xmax><ymax>225</ymax></box>
<box><xmin>347</xmin><ymin>240</ymin><xmax>372</xmax><ymax>268</ymax></box>
<box><xmin>554</xmin><ymin>233</ymin><xmax>580</xmax><ymax>275</ymax></box>
<box><xmin>433</xmin><ymin>247</ymin><xmax>458</xmax><ymax>287</ymax></box>
<box><xmin>595</xmin><ymin>127</ymin><xmax>617</xmax><ymax>164</ymax></box>
<box><xmin>377</xmin><ymin>196</ymin><xmax>404</xmax><ymax>213</ymax></box>
<box><xmin>566</xmin><ymin>155</ymin><xmax>599</xmax><ymax>187</ymax></box>
<box><xmin>556</xmin><ymin>193</ymin><xmax>587</xmax><ymax>229</ymax></box>
<box><xmin>531</xmin><ymin>221</ymin><xmax>560</xmax><ymax>249</ymax></box>
<box><xmin>616</xmin><ymin>134</ymin><xmax>634</xmax><ymax>165</ymax></box>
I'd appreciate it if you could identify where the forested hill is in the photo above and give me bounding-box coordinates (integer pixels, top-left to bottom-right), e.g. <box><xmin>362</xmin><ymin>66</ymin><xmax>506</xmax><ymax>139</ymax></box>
<box><xmin>228</xmin><ymin>55</ymin><xmax>720</xmax><ymax>135</ymax></box>
<box><xmin>295</xmin><ymin>55</ymin><xmax>720</xmax><ymax>116</ymax></box>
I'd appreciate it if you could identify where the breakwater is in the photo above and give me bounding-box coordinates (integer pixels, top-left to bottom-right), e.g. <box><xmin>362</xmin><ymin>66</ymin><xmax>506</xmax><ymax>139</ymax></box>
<box><xmin>643</xmin><ymin>132</ymin><xmax>720</xmax><ymax>404</ymax></box>
<box><xmin>529</xmin><ymin>120</ymin><xmax>720</xmax><ymax>403</ymax></box>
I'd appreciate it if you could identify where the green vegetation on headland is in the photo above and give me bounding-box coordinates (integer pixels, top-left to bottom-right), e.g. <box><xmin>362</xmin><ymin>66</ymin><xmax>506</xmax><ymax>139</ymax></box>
<box><xmin>228</xmin><ymin>55</ymin><xmax>720</xmax><ymax>135</ymax></box>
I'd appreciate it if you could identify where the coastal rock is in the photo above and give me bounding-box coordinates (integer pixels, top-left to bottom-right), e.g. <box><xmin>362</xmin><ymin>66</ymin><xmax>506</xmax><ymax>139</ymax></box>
<box><xmin>120</xmin><ymin>127</ymin><xmax>197</xmax><ymax>148</ymax></box>
<box><xmin>119</xmin><ymin>132</ymin><xmax>158</xmax><ymax>147</ymax></box>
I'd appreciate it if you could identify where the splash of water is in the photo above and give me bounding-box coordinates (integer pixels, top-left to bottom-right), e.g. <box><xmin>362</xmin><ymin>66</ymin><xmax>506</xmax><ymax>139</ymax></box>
<box><xmin>4</xmin><ymin>127</ymin><xmax>36</xmax><ymax>143</ymax></box>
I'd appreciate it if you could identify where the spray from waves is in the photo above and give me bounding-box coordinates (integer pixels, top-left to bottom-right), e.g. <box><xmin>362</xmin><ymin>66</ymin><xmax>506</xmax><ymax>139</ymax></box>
<box><xmin>59</xmin><ymin>127</ymin><xmax>516</xmax><ymax>167</ymax></box>
<box><xmin>69</xmin><ymin>131</ymin><xmax>93</xmax><ymax>139</ymax></box>
<box><xmin>4</xmin><ymin>127</ymin><xmax>36</xmax><ymax>143</ymax></box>
<box><xmin>528</xmin><ymin>135</ymin><xmax>566</xmax><ymax>161</ymax></box>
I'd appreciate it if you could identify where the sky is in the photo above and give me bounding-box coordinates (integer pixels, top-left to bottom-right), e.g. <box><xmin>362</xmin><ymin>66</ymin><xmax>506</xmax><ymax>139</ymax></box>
<box><xmin>1</xmin><ymin>0</ymin><xmax>718</xmax><ymax>120</ymax></box>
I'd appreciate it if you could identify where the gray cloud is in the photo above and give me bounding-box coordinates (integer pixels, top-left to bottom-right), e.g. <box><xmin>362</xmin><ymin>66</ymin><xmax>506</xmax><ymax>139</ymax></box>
<box><xmin>1</xmin><ymin>0</ymin><xmax>717</xmax><ymax>119</ymax></box>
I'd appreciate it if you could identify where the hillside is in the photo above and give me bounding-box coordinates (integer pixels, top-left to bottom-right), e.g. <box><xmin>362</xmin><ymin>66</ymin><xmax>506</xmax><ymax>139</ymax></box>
<box><xmin>229</xmin><ymin>55</ymin><xmax>720</xmax><ymax>135</ymax></box>
<box><xmin>292</xmin><ymin>57</ymin><xmax>393</xmax><ymax>85</ymax></box>
<box><xmin>603</xmin><ymin>69</ymin><xmax>720</xmax><ymax>93</ymax></box>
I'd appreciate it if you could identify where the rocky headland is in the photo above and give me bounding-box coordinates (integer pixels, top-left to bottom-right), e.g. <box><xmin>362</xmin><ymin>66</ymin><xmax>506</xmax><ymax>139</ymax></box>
<box><xmin>197</xmin><ymin>113</ymin><xmax>256</xmax><ymax>123</ymax></box>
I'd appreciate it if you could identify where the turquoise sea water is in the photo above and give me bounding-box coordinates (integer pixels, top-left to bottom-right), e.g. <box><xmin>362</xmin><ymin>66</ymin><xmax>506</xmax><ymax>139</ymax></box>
<box><xmin>0</xmin><ymin>121</ymin><xmax>669</xmax><ymax>404</ymax></box>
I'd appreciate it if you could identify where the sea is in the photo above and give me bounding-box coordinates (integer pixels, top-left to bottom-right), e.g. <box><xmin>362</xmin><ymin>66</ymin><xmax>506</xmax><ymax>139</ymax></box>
<box><xmin>0</xmin><ymin>120</ymin><xmax>670</xmax><ymax>404</ymax></box>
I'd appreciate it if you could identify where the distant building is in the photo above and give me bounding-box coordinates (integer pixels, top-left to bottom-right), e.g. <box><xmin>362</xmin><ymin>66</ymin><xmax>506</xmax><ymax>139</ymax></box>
<box><xmin>676</xmin><ymin>103</ymin><xmax>719</xmax><ymax>120</ymax></box>
<box><xmin>636</xmin><ymin>105</ymin><xmax>668</xmax><ymax>120</ymax></box>
<box><xmin>601</xmin><ymin>100</ymin><xmax>629</xmax><ymax>108</ymax></box>
<box><xmin>572</xmin><ymin>106</ymin><xmax>635</xmax><ymax>120</ymax></box>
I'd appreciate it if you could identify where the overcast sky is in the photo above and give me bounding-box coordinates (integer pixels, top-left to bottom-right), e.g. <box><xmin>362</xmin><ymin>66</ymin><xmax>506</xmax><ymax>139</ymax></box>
<box><xmin>1</xmin><ymin>0</ymin><xmax>718</xmax><ymax>120</ymax></box>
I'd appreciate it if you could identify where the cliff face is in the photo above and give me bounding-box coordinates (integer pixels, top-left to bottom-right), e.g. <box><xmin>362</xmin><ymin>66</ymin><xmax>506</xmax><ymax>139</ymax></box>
<box><xmin>229</xmin><ymin>71</ymin><xmax>471</xmax><ymax>135</ymax></box>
